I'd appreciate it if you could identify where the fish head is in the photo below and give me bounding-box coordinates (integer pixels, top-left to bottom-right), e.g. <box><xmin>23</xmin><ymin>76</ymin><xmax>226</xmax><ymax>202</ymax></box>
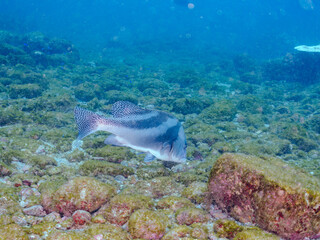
<box><xmin>165</xmin><ymin>126</ymin><xmax>187</xmax><ymax>163</ymax></box>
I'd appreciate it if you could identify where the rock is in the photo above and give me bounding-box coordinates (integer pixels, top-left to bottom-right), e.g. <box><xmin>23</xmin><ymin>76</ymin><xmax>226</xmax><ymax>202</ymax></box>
<box><xmin>0</xmin><ymin>223</ymin><xmax>28</xmax><ymax>240</ymax></box>
<box><xmin>181</xmin><ymin>181</ymin><xmax>207</xmax><ymax>203</ymax></box>
<box><xmin>84</xmin><ymin>223</ymin><xmax>131</xmax><ymax>240</ymax></box>
<box><xmin>23</xmin><ymin>205</ymin><xmax>46</xmax><ymax>217</ymax></box>
<box><xmin>100</xmin><ymin>194</ymin><xmax>153</xmax><ymax>226</ymax></box>
<box><xmin>157</xmin><ymin>196</ymin><xmax>194</xmax><ymax>212</ymax></box>
<box><xmin>80</xmin><ymin>160</ymin><xmax>134</xmax><ymax>177</ymax></box>
<box><xmin>234</xmin><ymin>228</ymin><xmax>280</xmax><ymax>240</ymax></box>
<box><xmin>208</xmin><ymin>153</ymin><xmax>320</xmax><ymax>240</ymax></box>
<box><xmin>46</xmin><ymin>229</ymin><xmax>91</xmax><ymax>240</ymax></box>
<box><xmin>0</xmin><ymin>162</ymin><xmax>12</xmax><ymax>176</ymax></box>
<box><xmin>128</xmin><ymin>209</ymin><xmax>169</xmax><ymax>240</ymax></box>
<box><xmin>72</xmin><ymin>210</ymin><xmax>91</xmax><ymax>225</ymax></box>
<box><xmin>122</xmin><ymin>176</ymin><xmax>185</xmax><ymax>198</ymax></box>
<box><xmin>213</xmin><ymin>219</ymin><xmax>244</xmax><ymax>239</ymax></box>
<box><xmin>9</xmin><ymin>84</ymin><xmax>43</xmax><ymax>99</ymax></box>
<box><xmin>175</xmin><ymin>207</ymin><xmax>210</xmax><ymax>225</ymax></box>
<box><xmin>41</xmin><ymin>177</ymin><xmax>116</xmax><ymax>216</ymax></box>
<box><xmin>162</xmin><ymin>225</ymin><xmax>192</xmax><ymax>240</ymax></box>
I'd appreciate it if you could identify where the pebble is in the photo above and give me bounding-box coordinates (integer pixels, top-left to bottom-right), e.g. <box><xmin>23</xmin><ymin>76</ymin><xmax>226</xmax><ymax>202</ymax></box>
<box><xmin>23</xmin><ymin>205</ymin><xmax>47</xmax><ymax>217</ymax></box>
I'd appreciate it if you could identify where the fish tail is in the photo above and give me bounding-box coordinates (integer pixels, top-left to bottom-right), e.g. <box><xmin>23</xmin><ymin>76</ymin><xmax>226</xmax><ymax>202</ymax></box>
<box><xmin>74</xmin><ymin>106</ymin><xmax>107</xmax><ymax>139</ymax></box>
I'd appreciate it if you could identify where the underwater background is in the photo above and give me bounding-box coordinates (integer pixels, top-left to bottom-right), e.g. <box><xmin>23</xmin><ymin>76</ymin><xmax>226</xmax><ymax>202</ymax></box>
<box><xmin>0</xmin><ymin>0</ymin><xmax>320</xmax><ymax>239</ymax></box>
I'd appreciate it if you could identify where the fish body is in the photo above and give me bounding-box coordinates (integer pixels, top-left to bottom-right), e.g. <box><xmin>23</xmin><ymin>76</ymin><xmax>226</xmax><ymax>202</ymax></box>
<box><xmin>74</xmin><ymin>101</ymin><xmax>187</xmax><ymax>163</ymax></box>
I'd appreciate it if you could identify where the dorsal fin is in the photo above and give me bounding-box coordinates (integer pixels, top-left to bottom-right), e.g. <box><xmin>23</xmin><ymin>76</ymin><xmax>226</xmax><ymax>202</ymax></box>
<box><xmin>111</xmin><ymin>101</ymin><xmax>148</xmax><ymax>117</ymax></box>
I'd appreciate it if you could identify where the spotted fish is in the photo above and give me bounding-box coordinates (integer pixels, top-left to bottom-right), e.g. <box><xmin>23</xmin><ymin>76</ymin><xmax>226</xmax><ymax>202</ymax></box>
<box><xmin>74</xmin><ymin>101</ymin><xmax>187</xmax><ymax>163</ymax></box>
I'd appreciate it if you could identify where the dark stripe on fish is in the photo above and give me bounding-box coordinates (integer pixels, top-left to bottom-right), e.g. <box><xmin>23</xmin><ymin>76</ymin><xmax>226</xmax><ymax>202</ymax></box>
<box><xmin>116</xmin><ymin>112</ymin><xmax>171</xmax><ymax>130</ymax></box>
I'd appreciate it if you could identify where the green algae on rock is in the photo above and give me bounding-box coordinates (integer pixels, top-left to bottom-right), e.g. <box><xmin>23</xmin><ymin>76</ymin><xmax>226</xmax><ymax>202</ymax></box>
<box><xmin>181</xmin><ymin>181</ymin><xmax>207</xmax><ymax>204</ymax></box>
<box><xmin>101</xmin><ymin>194</ymin><xmax>154</xmax><ymax>225</ymax></box>
<box><xmin>208</xmin><ymin>153</ymin><xmax>320</xmax><ymax>240</ymax></box>
<box><xmin>84</xmin><ymin>223</ymin><xmax>131</xmax><ymax>240</ymax></box>
<box><xmin>157</xmin><ymin>196</ymin><xmax>194</xmax><ymax>212</ymax></box>
<box><xmin>175</xmin><ymin>207</ymin><xmax>210</xmax><ymax>226</ymax></box>
<box><xmin>0</xmin><ymin>224</ymin><xmax>28</xmax><ymax>240</ymax></box>
<box><xmin>79</xmin><ymin>159</ymin><xmax>134</xmax><ymax>177</ymax></box>
<box><xmin>41</xmin><ymin>176</ymin><xmax>116</xmax><ymax>216</ymax></box>
<box><xmin>46</xmin><ymin>229</ymin><xmax>91</xmax><ymax>240</ymax></box>
<box><xmin>128</xmin><ymin>209</ymin><xmax>169</xmax><ymax>240</ymax></box>
<box><xmin>9</xmin><ymin>83</ymin><xmax>43</xmax><ymax>99</ymax></box>
<box><xmin>89</xmin><ymin>144</ymin><xmax>136</xmax><ymax>163</ymax></box>
<box><xmin>121</xmin><ymin>176</ymin><xmax>185</xmax><ymax>198</ymax></box>
<box><xmin>234</xmin><ymin>228</ymin><xmax>280</xmax><ymax>240</ymax></box>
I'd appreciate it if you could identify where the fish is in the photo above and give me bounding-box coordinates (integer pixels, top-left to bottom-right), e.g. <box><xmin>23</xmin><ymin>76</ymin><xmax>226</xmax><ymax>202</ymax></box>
<box><xmin>74</xmin><ymin>101</ymin><xmax>187</xmax><ymax>163</ymax></box>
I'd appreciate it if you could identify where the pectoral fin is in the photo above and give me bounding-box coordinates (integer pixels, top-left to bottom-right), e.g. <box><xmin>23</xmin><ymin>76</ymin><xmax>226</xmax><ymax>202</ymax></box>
<box><xmin>104</xmin><ymin>135</ymin><xmax>125</xmax><ymax>146</ymax></box>
<box><xmin>144</xmin><ymin>153</ymin><xmax>156</xmax><ymax>162</ymax></box>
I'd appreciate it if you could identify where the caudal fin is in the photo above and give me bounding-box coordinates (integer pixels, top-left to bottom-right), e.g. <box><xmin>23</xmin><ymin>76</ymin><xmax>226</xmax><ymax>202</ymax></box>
<box><xmin>74</xmin><ymin>107</ymin><xmax>107</xmax><ymax>139</ymax></box>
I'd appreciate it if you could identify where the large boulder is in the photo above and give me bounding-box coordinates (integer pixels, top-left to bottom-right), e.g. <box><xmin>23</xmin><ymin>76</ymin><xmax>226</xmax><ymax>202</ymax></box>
<box><xmin>208</xmin><ymin>153</ymin><xmax>320</xmax><ymax>240</ymax></box>
<box><xmin>41</xmin><ymin>177</ymin><xmax>116</xmax><ymax>216</ymax></box>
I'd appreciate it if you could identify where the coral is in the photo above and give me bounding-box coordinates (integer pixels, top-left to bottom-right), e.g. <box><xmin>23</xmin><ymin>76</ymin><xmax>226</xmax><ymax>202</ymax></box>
<box><xmin>41</xmin><ymin>177</ymin><xmax>116</xmax><ymax>216</ymax></box>
<box><xmin>79</xmin><ymin>160</ymin><xmax>134</xmax><ymax>177</ymax></box>
<box><xmin>128</xmin><ymin>209</ymin><xmax>169</xmax><ymax>240</ymax></box>
<box><xmin>208</xmin><ymin>153</ymin><xmax>320</xmax><ymax>239</ymax></box>
<box><xmin>175</xmin><ymin>207</ymin><xmax>210</xmax><ymax>225</ymax></box>
<box><xmin>101</xmin><ymin>194</ymin><xmax>153</xmax><ymax>225</ymax></box>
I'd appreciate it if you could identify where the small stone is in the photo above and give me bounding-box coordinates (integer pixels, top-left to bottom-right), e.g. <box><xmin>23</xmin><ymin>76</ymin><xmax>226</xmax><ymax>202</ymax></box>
<box><xmin>72</xmin><ymin>210</ymin><xmax>91</xmax><ymax>225</ymax></box>
<box><xmin>23</xmin><ymin>205</ymin><xmax>46</xmax><ymax>217</ymax></box>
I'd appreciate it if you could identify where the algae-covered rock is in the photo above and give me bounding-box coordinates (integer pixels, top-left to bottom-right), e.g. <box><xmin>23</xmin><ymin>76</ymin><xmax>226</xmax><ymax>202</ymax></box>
<box><xmin>162</xmin><ymin>225</ymin><xmax>192</xmax><ymax>240</ymax></box>
<box><xmin>79</xmin><ymin>160</ymin><xmax>134</xmax><ymax>177</ymax></box>
<box><xmin>46</xmin><ymin>229</ymin><xmax>91</xmax><ymax>240</ymax></box>
<box><xmin>9</xmin><ymin>84</ymin><xmax>43</xmax><ymax>99</ymax></box>
<box><xmin>234</xmin><ymin>228</ymin><xmax>280</xmax><ymax>240</ymax></box>
<box><xmin>136</xmin><ymin>164</ymin><xmax>170</xmax><ymax>179</ymax></box>
<box><xmin>90</xmin><ymin>145</ymin><xmax>136</xmax><ymax>163</ymax></box>
<box><xmin>0</xmin><ymin>161</ymin><xmax>12</xmax><ymax>176</ymax></box>
<box><xmin>172</xmin><ymin>98</ymin><xmax>208</xmax><ymax>115</ymax></box>
<box><xmin>128</xmin><ymin>209</ymin><xmax>169</xmax><ymax>240</ymax></box>
<box><xmin>121</xmin><ymin>176</ymin><xmax>185</xmax><ymax>198</ymax></box>
<box><xmin>101</xmin><ymin>194</ymin><xmax>153</xmax><ymax>225</ymax></box>
<box><xmin>181</xmin><ymin>181</ymin><xmax>207</xmax><ymax>204</ymax></box>
<box><xmin>208</xmin><ymin>153</ymin><xmax>320</xmax><ymax>240</ymax></box>
<box><xmin>0</xmin><ymin>223</ymin><xmax>28</xmax><ymax>240</ymax></box>
<box><xmin>200</xmin><ymin>100</ymin><xmax>236</xmax><ymax>124</ymax></box>
<box><xmin>175</xmin><ymin>207</ymin><xmax>210</xmax><ymax>225</ymax></box>
<box><xmin>157</xmin><ymin>196</ymin><xmax>194</xmax><ymax>212</ymax></box>
<box><xmin>74</xmin><ymin>82</ymin><xmax>102</xmax><ymax>101</ymax></box>
<box><xmin>213</xmin><ymin>219</ymin><xmax>244</xmax><ymax>239</ymax></box>
<box><xmin>41</xmin><ymin>176</ymin><xmax>116</xmax><ymax>216</ymax></box>
<box><xmin>84</xmin><ymin>223</ymin><xmax>131</xmax><ymax>240</ymax></box>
